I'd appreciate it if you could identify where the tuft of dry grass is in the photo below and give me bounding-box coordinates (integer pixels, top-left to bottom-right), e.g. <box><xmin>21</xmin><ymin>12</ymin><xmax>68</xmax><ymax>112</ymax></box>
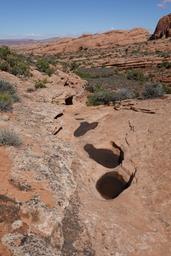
<box><xmin>0</xmin><ymin>128</ymin><xmax>22</xmax><ymax>146</ymax></box>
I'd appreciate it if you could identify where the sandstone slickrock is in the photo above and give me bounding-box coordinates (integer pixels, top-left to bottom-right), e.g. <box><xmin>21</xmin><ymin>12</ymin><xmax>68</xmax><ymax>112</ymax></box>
<box><xmin>14</xmin><ymin>28</ymin><xmax>149</xmax><ymax>55</ymax></box>
<box><xmin>150</xmin><ymin>13</ymin><xmax>171</xmax><ymax>40</ymax></box>
<box><xmin>0</xmin><ymin>68</ymin><xmax>171</xmax><ymax>256</ymax></box>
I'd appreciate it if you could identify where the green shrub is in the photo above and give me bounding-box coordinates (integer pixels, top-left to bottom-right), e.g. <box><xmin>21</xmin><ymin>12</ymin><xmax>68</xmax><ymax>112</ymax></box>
<box><xmin>0</xmin><ymin>46</ymin><xmax>30</xmax><ymax>77</ymax></box>
<box><xmin>69</xmin><ymin>62</ymin><xmax>80</xmax><ymax>71</ymax></box>
<box><xmin>158</xmin><ymin>62</ymin><xmax>171</xmax><ymax>69</ymax></box>
<box><xmin>0</xmin><ymin>80</ymin><xmax>15</xmax><ymax>93</ymax></box>
<box><xmin>11</xmin><ymin>62</ymin><xmax>30</xmax><ymax>77</ymax></box>
<box><xmin>36</xmin><ymin>58</ymin><xmax>54</xmax><ymax>76</ymax></box>
<box><xmin>0</xmin><ymin>46</ymin><xmax>11</xmax><ymax>59</ymax></box>
<box><xmin>85</xmin><ymin>84</ymin><xmax>103</xmax><ymax>93</ymax></box>
<box><xmin>0</xmin><ymin>80</ymin><xmax>19</xmax><ymax>111</ymax></box>
<box><xmin>0</xmin><ymin>128</ymin><xmax>21</xmax><ymax>146</ymax></box>
<box><xmin>163</xmin><ymin>85</ymin><xmax>171</xmax><ymax>94</ymax></box>
<box><xmin>45</xmin><ymin>55</ymin><xmax>57</xmax><ymax>65</ymax></box>
<box><xmin>114</xmin><ymin>88</ymin><xmax>135</xmax><ymax>101</ymax></box>
<box><xmin>87</xmin><ymin>90</ymin><xmax>113</xmax><ymax>106</ymax></box>
<box><xmin>87</xmin><ymin>88</ymin><xmax>135</xmax><ymax>106</ymax></box>
<box><xmin>156</xmin><ymin>51</ymin><xmax>170</xmax><ymax>58</ymax></box>
<box><xmin>34</xmin><ymin>79</ymin><xmax>47</xmax><ymax>89</ymax></box>
<box><xmin>127</xmin><ymin>69</ymin><xmax>147</xmax><ymax>82</ymax></box>
<box><xmin>0</xmin><ymin>61</ymin><xmax>9</xmax><ymax>71</ymax></box>
<box><xmin>75</xmin><ymin>70</ymin><xmax>92</xmax><ymax>79</ymax></box>
<box><xmin>131</xmin><ymin>49</ymin><xmax>140</xmax><ymax>56</ymax></box>
<box><xmin>0</xmin><ymin>92</ymin><xmax>13</xmax><ymax>111</ymax></box>
<box><xmin>143</xmin><ymin>83</ymin><xmax>164</xmax><ymax>99</ymax></box>
<box><xmin>0</xmin><ymin>80</ymin><xmax>18</xmax><ymax>100</ymax></box>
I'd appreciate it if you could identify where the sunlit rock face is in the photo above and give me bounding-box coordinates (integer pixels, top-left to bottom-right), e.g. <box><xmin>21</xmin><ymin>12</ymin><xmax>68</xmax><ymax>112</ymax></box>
<box><xmin>150</xmin><ymin>13</ymin><xmax>171</xmax><ymax>40</ymax></box>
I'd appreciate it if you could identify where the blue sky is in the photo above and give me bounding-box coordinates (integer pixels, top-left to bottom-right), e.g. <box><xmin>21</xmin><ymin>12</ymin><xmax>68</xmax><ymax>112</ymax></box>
<box><xmin>0</xmin><ymin>0</ymin><xmax>171</xmax><ymax>39</ymax></box>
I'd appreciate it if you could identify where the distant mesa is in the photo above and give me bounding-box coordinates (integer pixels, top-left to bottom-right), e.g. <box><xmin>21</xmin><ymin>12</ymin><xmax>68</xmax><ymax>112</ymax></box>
<box><xmin>150</xmin><ymin>13</ymin><xmax>171</xmax><ymax>40</ymax></box>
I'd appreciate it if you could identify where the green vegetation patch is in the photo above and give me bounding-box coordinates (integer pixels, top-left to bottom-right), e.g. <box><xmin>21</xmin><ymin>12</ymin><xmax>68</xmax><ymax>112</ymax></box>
<box><xmin>0</xmin><ymin>80</ymin><xmax>19</xmax><ymax>111</ymax></box>
<box><xmin>0</xmin><ymin>46</ymin><xmax>30</xmax><ymax>77</ymax></box>
<box><xmin>126</xmin><ymin>69</ymin><xmax>148</xmax><ymax>82</ymax></box>
<box><xmin>87</xmin><ymin>87</ymin><xmax>135</xmax><ymax>106</ymax></box>
<box><xmin>158</xmin><ymin>61</ymin><xmax>171</xmax><ymax>69</ymax></box>
<box><xmin>36</xmin><ymin>58</ymin><xmax>54</xmax><ymax>76</ymax></box>
<box><xmin>34</xmin><ymin>79</ymin><xmax>47</xmax><ymax>89</ymax></box>
<box><xmin>143</xmin><ymin>83</ymin><xmax>164</xmax><ymax>99</ymax></box>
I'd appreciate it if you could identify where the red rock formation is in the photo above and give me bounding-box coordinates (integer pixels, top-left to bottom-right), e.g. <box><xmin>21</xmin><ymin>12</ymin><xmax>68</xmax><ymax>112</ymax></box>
<box><xmin>150</xmin><ymin>13</ymin><xmax>171</xmax><ymax>40</ymax></box>
<box><xmin>15</xmin><ymin>28</ymin><xmax>149</xmax><ymax>54</ymax></box>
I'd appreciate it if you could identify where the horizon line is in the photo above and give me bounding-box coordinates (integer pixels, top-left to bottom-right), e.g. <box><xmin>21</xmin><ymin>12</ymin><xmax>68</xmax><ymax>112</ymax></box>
<box><xmin>0</xmin><ymin>27</ymin><xmax>153</xmax><ymax>41</ymax></box>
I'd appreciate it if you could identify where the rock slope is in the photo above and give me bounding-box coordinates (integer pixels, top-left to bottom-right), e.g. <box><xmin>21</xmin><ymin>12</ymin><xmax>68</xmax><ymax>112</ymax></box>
<box><xmin>14</xmin><ymin>28</ymin><xmax>149</xmax><ymax>54</ymax></box>
<box><xmin>0</xmin><ymin>69</ymin><xmax>171</xmax><ymax>255</ymax></box>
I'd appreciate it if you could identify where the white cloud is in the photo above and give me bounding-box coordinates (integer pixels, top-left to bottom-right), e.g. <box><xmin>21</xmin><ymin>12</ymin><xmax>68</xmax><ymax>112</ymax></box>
<box><xmin>157</xmin><ymin>0</ymin><xmax>171</xmax><ymax>9</ymax></box>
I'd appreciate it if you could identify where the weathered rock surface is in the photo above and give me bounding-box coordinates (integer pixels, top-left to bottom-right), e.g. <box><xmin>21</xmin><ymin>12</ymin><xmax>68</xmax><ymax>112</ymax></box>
<box><xmin>0</xmin><ymin>70</ymin><xmax>171</xmax><ymax>256</ymax></box>
<box><xmin>150</xmin><ymin>13</ymin><xmax>171</xmax><ymax>40</ymax></box>
<box><xmin>15</xmin><ymin>28</ymin><xmax>149</xmax><ymax>54</ymax></box>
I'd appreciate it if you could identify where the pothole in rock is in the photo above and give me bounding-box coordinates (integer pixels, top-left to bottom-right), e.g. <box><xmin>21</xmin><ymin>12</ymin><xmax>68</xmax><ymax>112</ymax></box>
<box><xmin>96</xmin><ymin>171</ymin><xmax>135</xmax><ymax>200</ymax></box>
<box><xmin>74</xmin><ymin>122</ymin><xmax>98</xmax><ymax>137</ymax></box>
<box><xmin>65</xmin><ymin>96</ymin><xmax>73</xmax><ymax>105</ymax></box>
<box><xmin>84</xmin><ymin>143</ymin><xmax>123</xmax><ymax>168</ymax></box>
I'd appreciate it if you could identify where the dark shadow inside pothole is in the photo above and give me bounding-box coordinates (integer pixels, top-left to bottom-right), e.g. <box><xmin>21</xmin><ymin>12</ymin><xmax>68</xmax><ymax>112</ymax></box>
<box><xmin>74</xmin><ymin>122</ymin><xmax>98</xmax><ymax>137</ymax></box>
<box><xmin>65</xmin><ymin>96</ymin><xmax>73</xmax><ymax>105</ymax></box>
<box><xmin>96</xmin><ymin>171</ymin><xmax>135</xmax><ymax>199</ymax></box>
<box><xmin>84</xmin><ymin>144</ymin><xmax>123</xmax><ymax>168</ymax></box>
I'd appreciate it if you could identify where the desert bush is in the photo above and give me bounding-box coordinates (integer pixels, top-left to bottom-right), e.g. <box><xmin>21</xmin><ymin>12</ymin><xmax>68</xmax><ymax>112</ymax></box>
<box><xmin>0</xmin><ymin>80</ymin><xmax>19</xmax><ymax>111</ymax></box>
<box><xmin>0</xmin><ymin>46</ymin><xmax>11</xmax><ymax>59</ymax></box>
<box><xmin>114</xmin><ymin>88</ymin><xmax>135</xmax><ymax>101</ymax></box>
<box><xmin>0</xmin><ymin>80</ymin><xmax>16</xmax><ymax>94</ymax></box>
<box><xmin>87</xmin><ymin>90</ymin><xmax>113</xmax><ymax>106</ymax></box>
<box><xmin>85</xmin><ymin>83</ymin><xmax>103</xmax><ymax>93</ymax></box>
<box><xmin>10</xmin><ymin>62</ymin><xmax>30</xmax><ymax>77</ymax></box>
<box><xmin>0</xmin><ymin>129</ymin><xmax>21</xmax><ymax>146</ymax></box>
<box><xmin>0</xmin><ymin>61</ymin><xmax>9</xmax><ymax>71</ymax></box>
<box><xmin>75</xmin><ymin>67</ymin><xmax>115</xmax><ymax>80</ymax></box>
<box><xmin>0</xmin><ymin>93</ymin><xmax>13</xmax><ymax>111</ymax></box>
<box><xmin>7</xmin><ymin>54</ymin><xmax>30</xmax><ymax>76</ymax></box>
<box><xmin>127</xmin><ymin>69</ymin><xmax>147</xmax><ymax>82</ymax></box>
<box><xmin>69</xmin><ymin>61</ymin><xmax>80</xmax><ymax>71</ymax></box>
<box><xmin>131</xmin><ymin>49</ymin><xmax>140</xmax><ymax>56</ymax></box>
<box><xmin>34</xmin><ymin>79</ymin><xmax>47</xmax><ymax>89</ymax></box>
<box><xmin>0</xmin><ymin>46</ymin><xmax>30</xmax><ymax>77</ymax></box>
<box><xmin>163</xmin><ymin>85</ymin><xmax>171</xmax><ymax>94</ymax></box>
<box><xmin>36</xmin><ymin>58</ymin><xmax>54</xmax><ymax>76</ymax></box>
<box><xmin>44</xmin><ymin>55</ymin><xmax>57</xmax><ymax>65</ymax></box>
<box><xmin>143</xmin><ymin>83</ymin><xmax>164</xmax><ymax>99</ymax></box>
<box><xmin>0</xmin><ymin>80</ymin><xmax>19</xmax><ymax>101</ymax></box>
<box><xmin>158</xmin><ymin>61</ymin><xmax>171</xmax><ymax>69</ymax></box>
<box><xmin>156</xmin><ymin>51</ymin><xmax>170</xmax><ymax>58</ymax></box>
<box><xmin>87</xmin><ymin>88</ymin><xmax>135</xmax><ymax>106</ymax></box>
<box><xmin>75</xmin><ymin>70</ymin><xmax>92</xmax><ymax>79</ymax></box>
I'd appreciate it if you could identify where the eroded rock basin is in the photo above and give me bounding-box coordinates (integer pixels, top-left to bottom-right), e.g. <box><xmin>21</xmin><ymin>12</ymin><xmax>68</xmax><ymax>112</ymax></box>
<box><xmin>96</xmin><ymin>170</ymin><xmax>136</xmax><ymax>200</ymax></box>
<box><xmin>84</xmin><ymin>143</ymin><xmax>123</xmax><ymax>168</ymax></box>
